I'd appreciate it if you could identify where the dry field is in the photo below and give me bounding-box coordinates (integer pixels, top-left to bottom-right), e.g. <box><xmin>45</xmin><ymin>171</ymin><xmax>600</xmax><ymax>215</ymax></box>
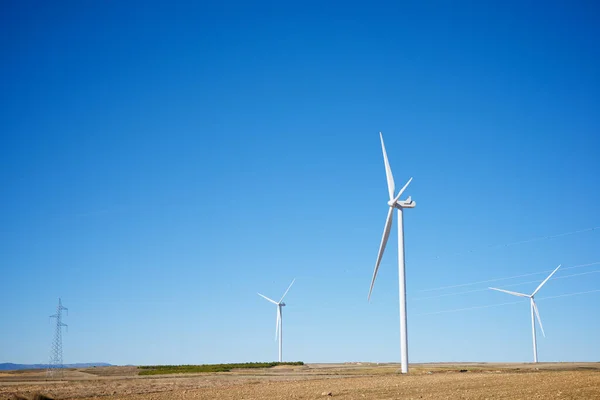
<box><xmin>1</xmin><ymin>363</ymin><xmax>599</xmax><ymax>400</ymax></box>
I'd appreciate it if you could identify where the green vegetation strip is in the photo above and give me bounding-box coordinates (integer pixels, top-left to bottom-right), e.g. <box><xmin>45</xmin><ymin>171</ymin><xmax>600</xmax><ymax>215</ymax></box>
<box><xmin>138</xmin><ymin>362</ymin><xmax>304</xmax><ymax>375</ymax></box>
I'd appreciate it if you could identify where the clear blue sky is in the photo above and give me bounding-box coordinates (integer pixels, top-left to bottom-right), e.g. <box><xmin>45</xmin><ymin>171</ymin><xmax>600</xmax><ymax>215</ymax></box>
<box><xmin>1</xmin><ymin>1</ymin><xmax>599</xmax><ymax>365</ymax></box>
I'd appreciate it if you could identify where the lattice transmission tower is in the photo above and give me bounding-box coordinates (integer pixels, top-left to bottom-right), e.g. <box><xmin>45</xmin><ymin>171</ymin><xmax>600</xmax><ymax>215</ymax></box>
<box><xmin>47</xmin><ymin>298</ymin><xmax>68</xmax><ymax>378</ymax></box>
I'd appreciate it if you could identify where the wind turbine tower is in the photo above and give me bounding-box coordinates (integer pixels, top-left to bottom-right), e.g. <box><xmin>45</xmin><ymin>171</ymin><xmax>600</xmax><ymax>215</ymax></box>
<box><xmin>258</xmin><ymin>279</ymin><xmax>295</xmax><ymax>362</ymax></box>
<box><xmin>47</xmin><ymin>298</ymin><xmax>68</xmax><ymax>378</ymax></box>
<box><xmin>489</xmin><ymin>264</ymin><xmax>561</xmax><ymax>363</ymax></box>
<box><xmin>369</xmin><ymin>132</ymin><xmax>416</xmax><ymax>374</ymax></box>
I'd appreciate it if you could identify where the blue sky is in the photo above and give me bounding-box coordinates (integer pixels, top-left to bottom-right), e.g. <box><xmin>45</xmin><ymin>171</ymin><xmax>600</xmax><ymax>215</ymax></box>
<box><xmin>1</xmin><ymin>1</ymin><xmax>599</xmax><ymax>365</ymax></box>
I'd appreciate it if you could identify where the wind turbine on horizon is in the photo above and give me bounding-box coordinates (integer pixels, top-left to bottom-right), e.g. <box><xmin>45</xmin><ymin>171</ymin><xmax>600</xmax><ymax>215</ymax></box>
<box><xmin>489</xmin><ymin>264</ymin><xmax>561</xmax><ymax>363</ymax></box>
<box><xmin>368</xmin><ymin>132</ymin><xmax>416</xmax><ymax>374</ymax></box>
<box><xmin>258</xmin><ymin>279</ymin><xmax>295</xmax><ymax>363</ymax></box>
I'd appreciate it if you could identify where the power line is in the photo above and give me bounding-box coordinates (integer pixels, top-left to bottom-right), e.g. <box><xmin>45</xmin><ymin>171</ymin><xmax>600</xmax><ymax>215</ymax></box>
<box><xmin>538</xmin><ymin>289</ymin><xmax>600</xmax><ymax>301</ymax></box>
<box><xmin>432</xmin><ymin>226</ymin><xmax>600</xmax><ymax>260</ymax></box>
<box><xmin>417</xmin><ymin>261</ymin><xmax>600</xmax><ymax>293</ymax></box>
<box><xmin>412</xmin><ymin>269</ymin><xmax>600</xmax><ymax>301</ymax></box>
<box><xmin>415</xmin><ymin>289</ymin><xmax>600</xmax><ymax>316</ymax></box>
<box><xmin>413</xmin><ymin>287</ymin><xmax>490</xmax><ymax>301</ymax></box>
<box><xmin>417</xmin><ymin>270</ymin><xmax>548</xmax><ymax>293</ymax></box>
<box><xmin>417</xmin><ymin>299</ymin><xmax>524</xmax><ymax>316</ymax></box>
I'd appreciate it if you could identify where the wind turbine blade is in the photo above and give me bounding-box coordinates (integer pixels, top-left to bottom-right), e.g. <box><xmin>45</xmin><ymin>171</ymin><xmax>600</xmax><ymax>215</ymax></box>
<box><xmin>368</xmin><ymin>206</ymin><xmax>394</xmax><ymax>301</ymax></box>
<box><xmin>488</xmin><ymin>287</ymin><xmax>529</xmax><ymax>297</ymax></box>
<box><xmin>532</xmin><ymin>300</ymin><xmax>545</xmax><ymax>338</ymax></box>
<box><xmin>395</xmin><ymin>177</ymin><xmax>413</xmax><ymax>201</ymax></box>
<box><xmin>275</xmin><ymin>307</ymin><xmax>280</xmax><ymax>341</ymax></box>
<box><xmin>258</xmin><ymin>293</ymin><xmax>278</xmax><ymax>305</ymax></box>
<box><xmin>380</xmin><ymin>132</ymin><xmax>395</xmax><ymax>200</ymax></box>
<box><xmin>279</xmin><ymin>278</ymin><xmax>296</xmax><ymax>303</ymax></box>
<box><xmin>532</xmin><ymin>264</ymin><xmax>561</xmax><ymax>296</ymax></box>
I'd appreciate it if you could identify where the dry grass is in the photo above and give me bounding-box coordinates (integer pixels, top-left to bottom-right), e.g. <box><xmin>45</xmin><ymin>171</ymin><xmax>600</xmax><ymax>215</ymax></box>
<box><xmin>1</xmin><ymin>363</ymin><xmax>599</xmax><ymax>400</ymax></box>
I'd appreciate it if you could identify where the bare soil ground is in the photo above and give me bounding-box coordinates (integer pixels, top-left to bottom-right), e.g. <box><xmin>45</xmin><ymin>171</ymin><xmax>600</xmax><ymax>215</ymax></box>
<box><xmin>1</xmin><ymin>363</ymin><xmax>599</xmax><ymax>400</ymax></box>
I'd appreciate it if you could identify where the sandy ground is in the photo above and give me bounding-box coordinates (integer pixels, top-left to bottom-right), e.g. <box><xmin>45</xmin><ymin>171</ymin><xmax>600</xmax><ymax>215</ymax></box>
<box><xmin>1</xmin><ymin>363</ymin><xmax>599</xmax><ymax>400</ymax></box>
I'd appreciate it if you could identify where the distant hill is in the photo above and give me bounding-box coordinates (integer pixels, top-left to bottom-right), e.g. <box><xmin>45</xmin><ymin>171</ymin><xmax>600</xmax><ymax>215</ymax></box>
<box><xmin>0</xmin><ymin>362</ymin><xmax>112</xmax><ymax>371</ymax></box>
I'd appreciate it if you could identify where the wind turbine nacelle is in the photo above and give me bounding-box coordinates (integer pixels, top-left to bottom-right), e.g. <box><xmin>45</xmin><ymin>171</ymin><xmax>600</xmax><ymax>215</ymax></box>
<box><xmin>396</xmin><ymin>198</ymin><xmax>416</xmax><ymax>208</ymax></box>
<box><xmin>280</xmin><ymin>302</ymin><xmax>286</xmax><ymax>307</ymax></box>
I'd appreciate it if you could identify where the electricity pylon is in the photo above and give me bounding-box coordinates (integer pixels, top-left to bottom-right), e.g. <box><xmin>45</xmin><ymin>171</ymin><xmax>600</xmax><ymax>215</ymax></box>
<box><xmin>47</xmin><ymin>298</ymin><xmax>68</xmax><ymax>378</ymax></box>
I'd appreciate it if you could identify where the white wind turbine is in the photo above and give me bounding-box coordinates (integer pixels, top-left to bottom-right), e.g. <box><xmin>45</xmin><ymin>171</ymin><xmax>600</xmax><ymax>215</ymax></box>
<box><xmin>258</xmin><ymin>279</ymin><xmax>295</xmax><ymax>362</ymax></box>
<box><xmin>369</xmin><ymin>132</ymin><xmax>416</xmax><ymax>374</ymax></box>
<box><xmin>489</xmin><ymin>264</ymin><xmax>561</xmax><ymax>363</ymax></box>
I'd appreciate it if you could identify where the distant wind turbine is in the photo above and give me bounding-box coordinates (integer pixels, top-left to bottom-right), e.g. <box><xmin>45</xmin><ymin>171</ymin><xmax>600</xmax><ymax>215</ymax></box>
<box><xmin>258</xmin><ymin>279</ymin><xmax>295</xmax><ymax>362</ymax></box>
<box><xmin>489</xmin><ymin>264</ymin><xmax>561</xmax><ymax>363</ymax></box>
<box><xmin>369</xmin><ymin>132</ymin><xmax>416</xmax><ymax>374</ymax></box>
